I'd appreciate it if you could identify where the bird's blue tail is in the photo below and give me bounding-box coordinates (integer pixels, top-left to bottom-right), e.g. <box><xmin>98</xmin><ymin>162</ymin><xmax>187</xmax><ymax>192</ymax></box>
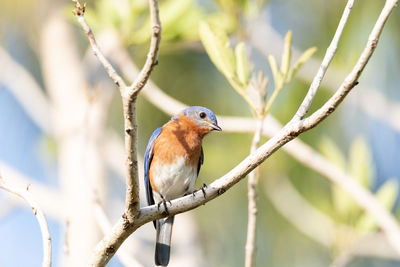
<box><xmin>155</xmin><ymin>216</ymin><xmax>175</xmax><ymax>266</ymax></box>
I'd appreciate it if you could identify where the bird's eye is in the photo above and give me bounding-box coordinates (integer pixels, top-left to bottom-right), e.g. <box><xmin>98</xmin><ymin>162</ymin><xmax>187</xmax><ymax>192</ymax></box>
<box><xmin>199</xmin><ymin>111</ymin><xmax>207</xmax><ymax>119</ymax></box>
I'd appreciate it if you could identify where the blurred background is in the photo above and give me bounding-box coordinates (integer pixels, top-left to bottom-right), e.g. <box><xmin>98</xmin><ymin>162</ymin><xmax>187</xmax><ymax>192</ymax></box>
<box><xmin>1</xmin><ymin>0</ymin><xmax>400</xmax><ymax>266</ymax></box>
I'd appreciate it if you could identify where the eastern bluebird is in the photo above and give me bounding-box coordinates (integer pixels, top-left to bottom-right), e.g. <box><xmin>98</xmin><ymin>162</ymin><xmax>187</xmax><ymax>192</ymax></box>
<box><xmin>144</xmin><ymin>106</ymin><xmax>221</xmax><ymax>266</ymax></box>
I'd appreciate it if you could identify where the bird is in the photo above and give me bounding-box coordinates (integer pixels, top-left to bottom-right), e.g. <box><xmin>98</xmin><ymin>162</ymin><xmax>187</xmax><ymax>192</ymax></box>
<box><xmin>144</xmin><ymin>106</ymin><xmax>221</xmax><ymax>266</ymax></box>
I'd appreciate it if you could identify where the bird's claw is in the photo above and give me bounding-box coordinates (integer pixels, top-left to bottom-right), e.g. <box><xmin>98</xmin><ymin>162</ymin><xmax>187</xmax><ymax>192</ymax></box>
<box><xmin>201</xmin><ymin>183</ymin><xmax>207</xmax><ymax>199</ymax></box>
<box><xmin>157</xmin><ymin>195</ymin><xmax>170</xmax><ymax>215</ymax></box>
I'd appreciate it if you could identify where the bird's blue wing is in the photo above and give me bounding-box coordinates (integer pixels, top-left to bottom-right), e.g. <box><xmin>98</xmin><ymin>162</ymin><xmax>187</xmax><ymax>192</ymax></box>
<box><xmin>144</xmin><ymin>127</ymin><xmax>162</xmax><ymax>207</ymax></box>
<box><xmin>197</xmin><ymin>146</ymin><xmax>204</xmax><ymax>176</ymax></box>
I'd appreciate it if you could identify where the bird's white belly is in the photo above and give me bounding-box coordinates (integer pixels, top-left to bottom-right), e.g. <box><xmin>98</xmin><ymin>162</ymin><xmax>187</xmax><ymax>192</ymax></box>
<box><xmin>152</xmin><ymin>157</ymin><xmax>197</xmax><ymax>201</ymax></box>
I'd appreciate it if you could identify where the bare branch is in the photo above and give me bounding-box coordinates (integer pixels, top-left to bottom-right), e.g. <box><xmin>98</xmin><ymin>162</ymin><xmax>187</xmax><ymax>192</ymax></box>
<box><xmin>73</xmin><ymin>1</ymin><xmax>127</xmax><ymax>89</ymax></box>
<box><xmin>127</xmin><ymin>0</ymin><xmax>161</xmax><ymax>98</ymax></box>
<box><xmin>301</xmin><ymin>0</ymin><xmax>397</xmax><ymax>130</ymax></box>
<box><xmin>245</xmin><ymin>118</ymin><xmax>263</xmax><ymax>267</ymax></box>
<box><xmin>293</xmin><ymin>0</ymin><xmax>354</xmax><ymax>121</ymax></box>
<box><xmin>120</xmin><ymin>0</ymin><xmax>160</xmax><ymax>229</ymax></box>
<box><xmin>0</xmin><ymin>174</ymin><xmax>52</xmax><ymax>267</ymax></box>
<box><xmin>73</xmin><ymin>0</ymin><xmax>162</xmax><ymax>265</ymax></box>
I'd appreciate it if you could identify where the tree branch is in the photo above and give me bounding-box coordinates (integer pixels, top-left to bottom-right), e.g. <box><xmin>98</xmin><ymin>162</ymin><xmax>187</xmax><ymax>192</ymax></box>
<box><xmin>293</xmin><ymin>0</ymin><xmax>354</xmax><ymax>121</ymax></box>
<box><xmin>73</xmin><ymin>0</ymin><xmax>127</xmax><ymax>90</ymax></box>
<box><xmin>0</xmin><ymin>174</ymin><xmax>52</xmax><ymax>267</ymax></box>
<box><xmin>245</xmin><ymin>118</ymin><xmax>263</xmax><ymax>267</ymax></box>
<box><xmin>73</xmin><ymin>0</ymin><xmax>161</xmax><ymax>265</ymax></box>
<box><xmin>301</xmin><ymin>0</ymin><xmax>397</xmax><ymax>130</ymax></box>
<box><xmin>127</xmin><ymin>0</ymin><xmax>161</xmax><ymax>99</ymax></box>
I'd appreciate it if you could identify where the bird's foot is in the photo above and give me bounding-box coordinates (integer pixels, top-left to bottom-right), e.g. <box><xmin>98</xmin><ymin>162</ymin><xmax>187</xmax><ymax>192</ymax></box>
<box><xmin>156</xmin><ymin>194</ymin><xmax>170</xmax><ymax>215</ymax></box>
<box><xmin>200</xmin><ymin>183</ymin><xmax>207</xmax><ymax>199</ymax></box>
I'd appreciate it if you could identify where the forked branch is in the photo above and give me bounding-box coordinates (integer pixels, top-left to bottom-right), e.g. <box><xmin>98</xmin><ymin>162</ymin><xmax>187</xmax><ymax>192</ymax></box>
<box><xmin>72</xmin><ymin>0</ymin><xmax>161</xmax><ymax>266</ymax></box>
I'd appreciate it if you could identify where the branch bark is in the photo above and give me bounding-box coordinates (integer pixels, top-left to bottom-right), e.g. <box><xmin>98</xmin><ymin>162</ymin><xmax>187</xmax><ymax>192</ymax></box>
<box><xmin>0</xmin><ymin>174</ymin><xmax>52</xmax><ymax>267</ymax></box>
<box><xmin>245</xmin><ymin>118</ymin><xmax>263</xmax><ymax>267</ymax></box>
<box><xmin>293</xmin><ymin>0</ymin><xmax>354</xmax><ymax>121</ymax></box>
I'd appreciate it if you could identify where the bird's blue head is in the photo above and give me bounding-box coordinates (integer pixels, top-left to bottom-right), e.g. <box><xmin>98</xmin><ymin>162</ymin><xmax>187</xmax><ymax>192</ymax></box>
<box><xmin>173</xmin><ymin>106</ymin><xmax>222</xmax><ymax>132</ymax></box>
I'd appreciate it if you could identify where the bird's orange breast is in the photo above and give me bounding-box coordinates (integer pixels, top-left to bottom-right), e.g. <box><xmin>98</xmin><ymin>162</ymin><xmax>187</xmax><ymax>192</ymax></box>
<box><xmin>149</xmin><ymin>116</ymin><xmax>206</xmax><ymax>192</ymax></box>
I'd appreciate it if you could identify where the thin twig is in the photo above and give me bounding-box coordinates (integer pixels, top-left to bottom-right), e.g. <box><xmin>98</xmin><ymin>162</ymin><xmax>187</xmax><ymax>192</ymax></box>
<box><xmin>245</xmin><ymin>118</ymin><xmax>264</xmax><ymax>267</ymax></box>
<box><xmin>293</xmin><ymin>0</ymin><xmax>354</xmax><ymax>121</ymax></box>
<box><xmin>0</xmin><ymin>175</ymin><xmax>52</xmax><ymax>267</ymax></box>
<box><xmin>73</xmin><ymin>0</ymin><xmax>127</xmax><ymax>90</ymax></box>
<box><xmin>127</xmin><ymin>0</ymin><xmax>161</xmax><ymax>99</ymax></box>
<box><xmin>301</xmin><ymin>0</ymin><xmax>397</xmax><ymax>130</ymax></box>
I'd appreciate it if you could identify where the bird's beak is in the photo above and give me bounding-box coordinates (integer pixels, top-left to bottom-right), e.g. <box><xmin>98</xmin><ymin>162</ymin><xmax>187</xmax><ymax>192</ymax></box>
<box><xmin>210</xmin><ymin>123</ymin><xmax>222</xmax><ymax>131</ymax></box>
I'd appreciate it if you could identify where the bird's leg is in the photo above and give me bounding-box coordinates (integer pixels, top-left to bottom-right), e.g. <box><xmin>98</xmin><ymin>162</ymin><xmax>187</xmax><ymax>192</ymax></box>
<box><xmin>156</xmin><ymin>194</ymin><xmax>169</xmax><ymax>215</ymax></box>
<box><xmin>185</xmin><ymin>184</ymin><xmax>207</xmax><ymax>199</ymax></box>
<box><xmin>200</xmin><ymin>183</ymin><xmax>207</xmax><ymax>199</ymax></box>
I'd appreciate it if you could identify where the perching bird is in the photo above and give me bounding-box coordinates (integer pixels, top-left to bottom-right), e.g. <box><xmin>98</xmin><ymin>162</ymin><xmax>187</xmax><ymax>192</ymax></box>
<box><xmin>144</xmin><ymin>106</ymin><xmax>221</xmax><ymax>266</ymax></box>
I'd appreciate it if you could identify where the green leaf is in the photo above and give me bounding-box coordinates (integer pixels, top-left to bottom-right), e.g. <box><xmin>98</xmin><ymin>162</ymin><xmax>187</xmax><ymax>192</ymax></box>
<box><xmin>235</xmin><ymin>42</ymin><xmax>250</xmax><ymax>86</ymax></box>
<box><xmin>268</xmin><ymin>55</ymin><xmax>282</xmax><ymax>88</ymax></box>
<box><xmin>349</xmin><ymin>137</ymin><xmax>373</xmax><ymax>188</ymax></box>
<box><xmin>356</xmin><ymin>179</ymin><xmax>398</xmax><ymax>232</ymax></box>
<box><xmin>199</xmin><ymin>21</ymin><xmax>235</xmax><ymax>79</ymax></box>
<box><xmin>287</xmin><ymin>46</ymin><xmax>317</xmax><ymax>82</ymax></box>
<box><xmin>280</xmin><ymin>31</ymin><xmax>292</xmax><ymax>77</ymax></box>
